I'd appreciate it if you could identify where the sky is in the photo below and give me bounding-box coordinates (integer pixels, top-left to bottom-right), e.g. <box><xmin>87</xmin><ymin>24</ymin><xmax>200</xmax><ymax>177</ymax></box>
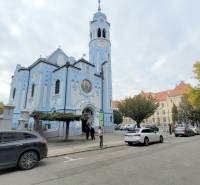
<box><xmin>0</xmin><ymin>0</ymin><xmax>199</xmax><ymax>104</ymax></box>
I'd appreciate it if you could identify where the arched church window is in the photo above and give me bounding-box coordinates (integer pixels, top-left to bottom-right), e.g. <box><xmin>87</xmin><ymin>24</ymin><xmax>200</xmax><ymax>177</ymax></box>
<box><xmin>12</xmin><ymin>88</ymin><xmax>16</xmax><ymax>99</ymax></box>
<box><xmin>31</xmin><ymin>84</ymin><xmax>35</xmax><ymax>97</ymax></box>
<box><xmin>55</xmin><ymin>80</ymin><xmax>60</xmax><ymax>94</ymax></box>
<box><xmin>97</xmin><ymin>28</ymin><xmax>101</xmax><ymax>38</ymax></box>
<box><xmin>103</xmin><ymin>29</ymin><xmax>106</xmax><ymax>38</ymax></box>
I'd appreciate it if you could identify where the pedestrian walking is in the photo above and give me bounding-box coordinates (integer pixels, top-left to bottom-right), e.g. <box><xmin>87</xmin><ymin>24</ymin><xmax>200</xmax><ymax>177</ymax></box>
<box><xmin>85</xmin><ymin>125</ymin><xmax>90</xmax><ymax>140</ymax></box>
<box><xmin>90</xmin><ymin>126</ymin><xmax>95</xmax><ymax>140</ymax></box>
<box><xmin>169</xmin><ymin>123</ymin><xmax>172</xmax><ymax>135</ymax></box>
<box><xmin>98</xmin><ymin>126</ymin><xmax>103</xmax><ymax>149</ymax></box>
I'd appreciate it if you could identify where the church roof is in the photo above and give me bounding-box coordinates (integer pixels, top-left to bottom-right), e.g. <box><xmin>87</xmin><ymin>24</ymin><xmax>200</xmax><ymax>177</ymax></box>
<box><xmin>47</xmin><ymin>48</ymin><xmax>76</xmax><ymax>66</ymax></box>
<box><xmin>53</xmin><ymin>62</ymin><xmax>81</xmax><ymax>73</ymax></box>
<box><xmin>73</xmin><ymin>58</ymin><xmax>95</xmax><ymax>67</ymax></box>
<box><xmin>29</xmin><ymin>58</ymin><xmax>58</xmax><ymax>69</ymax></box>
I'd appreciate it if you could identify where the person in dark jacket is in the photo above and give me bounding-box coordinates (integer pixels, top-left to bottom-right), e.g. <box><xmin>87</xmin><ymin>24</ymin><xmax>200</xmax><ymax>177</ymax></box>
<box><xmin>85</xmin><ymin>125</ymin><xmax>90</xmax><ymax>140</ymax></box>
<box><xmin>90</xmin><ymin>127</ymin><xmax>95</xmax><ymax>140</ymax></box>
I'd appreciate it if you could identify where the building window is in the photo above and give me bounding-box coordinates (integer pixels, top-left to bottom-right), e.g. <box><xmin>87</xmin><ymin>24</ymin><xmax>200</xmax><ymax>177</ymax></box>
<box><xmin>55</xmin><ymin>80</ymin><xmax>60</xmax><ymax>94</ymax></box>
<box><xmin>12</xmin><ymin>88</ymin><xmax>16</xmax><ymax>99</ymax></box>
<box><xmin>90</xmin><ymin>32</ymin><xmax>92</xmax><ymax>40</ymax></box>
<box><xmin>162</xmin><ymin>110</ymin><xmax>165</xmax><ymax>115</ymax></box>
<box><xmin>97</xmin><ymin>28</ymin><xmax>101</xmax><ymax>38</ymax></box>
<box><xmin>103</xmin><ymin>29</ymin><xmax>106</xmax><ymax>38</ymax></box>
<box><xmin>31</xmin><ymin>84</ymin><xmax>35</xmax><ymax>97</ymax></box>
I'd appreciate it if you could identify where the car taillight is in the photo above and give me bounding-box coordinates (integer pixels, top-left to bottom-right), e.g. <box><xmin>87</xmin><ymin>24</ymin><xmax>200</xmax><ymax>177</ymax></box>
<box><xmin>40</xmin><ymin>139</ymin><xmax>48</xmax><ymax>144</ymax></box>
<box><xmin>134</xmin><ymin>134</ymin><xmax>141</xmax><ymax>136</ymax></box>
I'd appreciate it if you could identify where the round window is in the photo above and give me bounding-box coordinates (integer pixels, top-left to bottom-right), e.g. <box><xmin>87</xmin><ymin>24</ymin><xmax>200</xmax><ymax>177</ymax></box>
<box><xmin>81</xmin><ymin>79</ymin><xmax>92</xmax><ymax>93</ymax></box>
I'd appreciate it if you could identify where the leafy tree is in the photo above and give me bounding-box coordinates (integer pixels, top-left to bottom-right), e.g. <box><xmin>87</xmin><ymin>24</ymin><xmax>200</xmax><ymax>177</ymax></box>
<box><xmin>193</xmin><ymin>61</ymin><xmax>200</xmax><ymax>81</ymax></box>
<box><xmin>179</xmin><ymin>61</ymin><xmax>200</xmax><ymax>126</ymax></box>
<box><xmin>0</xmin><ymin>102</ymin><xmax>4</xmax><ymax>114</ymax></box>
<box><xmin>187</xmin><ymin>62</ymin><xmax>200</xmax><ymax>109</ymax></box>
<box><xmin>119</xmin><ymin>95</ymin><xmax>158</xmax><ymax>128</ymax></box>
<box><xmin>113</xmin><ymin>110</ymin><xmax>123</xmax><ymax>125</ymax></box>
<box><xmin>31</xmin><ymin>112</ymin><xmax>82</xmax><ymax>140</ymax></box>
<box><xmin>178</xmin><ymin>96</ymin><xmax>200</xmax><ymax>126</ymax></box>
<box><xmin>172</xmin><ymin>104</ymin><xmax>178</xmax><ymax>125</ymax></box>
<box><xmin>188</xmin><ymin>87</ymin><xmax>200</xmax><ymax>109</ymax></box>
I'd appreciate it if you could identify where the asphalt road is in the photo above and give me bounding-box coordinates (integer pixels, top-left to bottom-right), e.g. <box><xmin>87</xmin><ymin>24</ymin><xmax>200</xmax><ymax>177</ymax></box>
<box><xmin>0</xmin><ymin>136</ymin><xmax>200</xmax><ymax>185</ymax></box>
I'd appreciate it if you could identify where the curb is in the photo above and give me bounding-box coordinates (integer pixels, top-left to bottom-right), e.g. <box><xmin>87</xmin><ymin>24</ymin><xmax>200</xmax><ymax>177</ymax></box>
<box><xmin>47</xmin><ymin>143</ymin><xmax>125</xmax><ymax>158</ymax></box>
<box><xmin>47</xmin><ymin>135</ymin><xmax>174</xmax><ymax>158</ymax></box>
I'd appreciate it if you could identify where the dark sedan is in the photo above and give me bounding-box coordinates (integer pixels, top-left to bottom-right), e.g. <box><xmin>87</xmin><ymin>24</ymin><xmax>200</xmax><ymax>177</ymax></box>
<box><xmin>0</xmin><ymin>130</ymin><xmax>48</xmax><ymax>170</ymax></box>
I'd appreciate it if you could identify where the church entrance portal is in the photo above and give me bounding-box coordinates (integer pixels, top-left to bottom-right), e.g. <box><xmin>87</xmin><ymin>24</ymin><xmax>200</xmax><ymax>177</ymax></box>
<box><xmin>82</xmin><ymin>108</ymin><xmax>94</xmax><ymax>133</ymax></box>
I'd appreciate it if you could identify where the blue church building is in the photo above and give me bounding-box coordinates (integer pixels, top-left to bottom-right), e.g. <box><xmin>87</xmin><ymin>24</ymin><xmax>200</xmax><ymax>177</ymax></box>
<box><xmin>8</xmin><ymin>2</ymin><xmax>113</xmax><ymax>137</ymax></box>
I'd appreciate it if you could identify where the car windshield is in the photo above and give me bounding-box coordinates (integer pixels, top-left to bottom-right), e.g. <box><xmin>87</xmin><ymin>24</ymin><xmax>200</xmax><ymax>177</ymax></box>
<box><xmin>127</xmin><ymin>129</ymin><xmax>140</xmax><ymax>133</ymax></box>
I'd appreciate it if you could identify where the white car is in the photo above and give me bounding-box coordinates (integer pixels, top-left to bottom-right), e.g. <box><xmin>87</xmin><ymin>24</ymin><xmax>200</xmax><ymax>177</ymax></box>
<box><xmin>190</xmin><ymin>126</ymin><xmax>200</xmax><ymax>135</ymax></box>
<box><xmin>124</xmin><ymin>128</ymin><xmax>164</xmax><ymax>146</ymax></box>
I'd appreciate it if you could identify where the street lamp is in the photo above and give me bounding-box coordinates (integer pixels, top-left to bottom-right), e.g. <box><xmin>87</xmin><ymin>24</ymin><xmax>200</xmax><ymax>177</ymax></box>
<box><xmin>100</xmin><ymin>61</ymin><xmax>108</xmax><ymax>127</ymax></box>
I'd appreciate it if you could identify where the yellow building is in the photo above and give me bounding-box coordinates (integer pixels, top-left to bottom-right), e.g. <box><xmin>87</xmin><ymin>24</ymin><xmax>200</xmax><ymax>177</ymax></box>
<box><xmin>112</xmin><ymin>81</ymin><xmax>190</xmax><ymax>126</ymax></box>
<box><xmin>143</xmin><ymin>81</ymin><xmax>190</xmax><ymax>126</ymax></box>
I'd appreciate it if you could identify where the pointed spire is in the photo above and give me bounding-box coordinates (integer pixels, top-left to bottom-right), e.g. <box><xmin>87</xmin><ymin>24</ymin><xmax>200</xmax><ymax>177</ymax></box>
<box><xmin>98</xmin><ymin>0</ymin><xmax>101</xmax><ymax>11</ymax></box>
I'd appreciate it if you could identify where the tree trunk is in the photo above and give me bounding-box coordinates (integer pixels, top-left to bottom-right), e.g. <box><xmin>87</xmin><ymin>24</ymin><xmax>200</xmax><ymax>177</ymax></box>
<box><xmin>65</xmin><ymin>121</ymin><xmax>70</xmax><ymax>140</ymax></box>
<box><xmin>136</xmin><ymin>122</ymin><xmax>141</xmax><ymax>128</ymax></box>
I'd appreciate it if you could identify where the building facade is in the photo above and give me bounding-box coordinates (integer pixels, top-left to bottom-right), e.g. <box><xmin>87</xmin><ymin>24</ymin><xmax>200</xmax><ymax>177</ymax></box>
<box><xmin>143</xmin><ymin>81</ymin><xmax>190</xmax><ymax>126</ymax></box>
<box><xmin>9</xmin><ymin>3</ymin><xmax>113</xmax><ymax>136</ymax></box>
<box><xmin>112</xmin><ymin>82</ymin><xmax>190</xmax><ymax>126</ymax></box>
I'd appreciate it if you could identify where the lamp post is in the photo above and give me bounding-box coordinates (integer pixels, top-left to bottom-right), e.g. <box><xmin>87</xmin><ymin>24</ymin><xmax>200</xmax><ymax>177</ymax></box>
<box><xmin>100</xmin><ymin>61</ymin><xmax>108</xmax><ymax>127</ymax></box>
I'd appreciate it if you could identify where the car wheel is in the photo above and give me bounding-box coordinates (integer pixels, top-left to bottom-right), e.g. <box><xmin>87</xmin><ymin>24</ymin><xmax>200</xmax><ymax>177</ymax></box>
<box><xmin>160</xmin><ymin>136</ymin><xmax>164</xmax><ymax>143</ymax></box>
<box><xmin>175</xmin><ymin>134</ymin><xmax>178</xmax><ymax>137</ymax></box>
<box><xmin>18</xmin><ymin>151</ymin><xmax>39</xmax><ymax>170</ymax></box>
<box><xmin>144</xmin><ymin>137</ymin><xmax>149</xmax><ymax>146</ymax></box>
<box><xmin>128</xmin><ymin>142</ymin><xmax>132</xmax><ymax>146</ymax></box>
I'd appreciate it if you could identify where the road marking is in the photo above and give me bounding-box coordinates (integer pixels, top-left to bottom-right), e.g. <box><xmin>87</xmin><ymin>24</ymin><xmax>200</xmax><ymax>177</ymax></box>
<box><xmin>64</xmin><ymin>156</ymin><xmax>84</xmax><ymax>163</ymax></box>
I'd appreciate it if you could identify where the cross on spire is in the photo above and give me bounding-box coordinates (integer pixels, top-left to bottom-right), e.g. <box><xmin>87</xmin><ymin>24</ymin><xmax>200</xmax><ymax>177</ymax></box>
<box><xmin>98</xmin><ymin>0</ymin><xmax>101</xmax><ymax>11</ymax></box>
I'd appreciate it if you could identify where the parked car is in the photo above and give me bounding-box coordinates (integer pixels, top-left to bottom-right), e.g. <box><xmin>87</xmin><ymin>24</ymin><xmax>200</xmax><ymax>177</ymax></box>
<box><xmin>174</xmin><ymin>125</ymin><xmax>195</xmax><ymax>137</ymax></box>
<box><xmin>120</xmin><ymin>124</ymin><xmax>128</xmax><ymax>130</ymax></box>
<box><xmin>190</xmin><ymin>126</ymin><xmax>200</xmax><ymax>135</ymax></box>
<box><xmin>127</xmin><ymin>124</ymin><xmax>136</xmax><ymax>131</ymax></box>
<box><xmin>124</xmin><ymin>128</ymin><xmax>164</xmax><ymax>146</ymax></box>
<box><xmin>114</xmin><ymin>124</ymin><xmax>121</xmax><ymax>130</ymax></box>
<box><xmin>144</xmin><ymin>124</ymin><xmax>159</xmax><ymax>132</ymax></box>
<box><xmin>0</xmin><ymin>130</ymin><xmax>48</xmax><ymax>170</ymax></box>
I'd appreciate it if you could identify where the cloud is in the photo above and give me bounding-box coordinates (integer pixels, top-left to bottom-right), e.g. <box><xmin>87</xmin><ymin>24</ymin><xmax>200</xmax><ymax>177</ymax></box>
<box><xmin>0</xmin><ymin>0</ymin><xmax>200</xmax><ymax>103</ymax></box>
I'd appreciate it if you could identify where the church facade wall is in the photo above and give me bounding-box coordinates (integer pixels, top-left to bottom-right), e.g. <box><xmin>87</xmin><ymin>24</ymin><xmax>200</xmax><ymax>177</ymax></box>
<box><xmin>8</xmin><ymin>5</ymin><xmax>113</xmax><ymax>136</ymax></box>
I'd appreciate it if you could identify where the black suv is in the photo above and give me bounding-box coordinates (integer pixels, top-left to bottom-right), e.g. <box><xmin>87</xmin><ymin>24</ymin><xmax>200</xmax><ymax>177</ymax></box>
<box><xmin>0</xmin><ymin>131</ymin><xmax>48</xmax><ymax>170</ymax></box>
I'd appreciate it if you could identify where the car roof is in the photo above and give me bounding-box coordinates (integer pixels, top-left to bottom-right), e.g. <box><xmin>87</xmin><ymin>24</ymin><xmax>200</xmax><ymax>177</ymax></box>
<box><xmin>0</xmin><ymin>130</ymin><xmax>41</xmax><ymax>137</ymax></box>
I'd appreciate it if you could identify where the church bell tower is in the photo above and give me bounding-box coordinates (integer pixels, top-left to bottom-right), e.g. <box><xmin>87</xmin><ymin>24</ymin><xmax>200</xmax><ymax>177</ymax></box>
<box><xmin>89</xmin><ymin>0</ymin><xmax>113</xmax><ymax>126</ymax></box>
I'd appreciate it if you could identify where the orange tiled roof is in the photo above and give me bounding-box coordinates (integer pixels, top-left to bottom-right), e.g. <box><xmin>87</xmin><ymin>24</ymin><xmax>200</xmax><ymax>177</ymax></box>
<box><xmin>141</xmin><ymin>81</ymin><xmax>190</xmax><ymax>102</ymax></box>
<box><xmin>112</xmin><ymin>100</ymin><xmax>121</xmax><ymax>109</ymax></box>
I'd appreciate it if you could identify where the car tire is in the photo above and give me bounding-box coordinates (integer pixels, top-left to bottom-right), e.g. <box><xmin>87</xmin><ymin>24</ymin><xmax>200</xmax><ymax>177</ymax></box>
<box><xmin>175</xmin><ymin>134</ymin><xmax>178</xmax><ymax>137</ymax></box>
<box><xmin>160</xmin><ymin>136</ymin><xmax>164</xmax><ymax>143</ymax></box>
<box><xmin>144</xmin><ymin>137</ymin><xmax>149</xmax><ymax>146</ymax></box>
<box><xmin>128</xmin><ymin>142</ymin><xmax>132</xmax><ymax>146</ymax></box>
<box><xmin>18</xmin><ymin>151</ymin><xmax>39</xmax><ymax>170</ymax></box>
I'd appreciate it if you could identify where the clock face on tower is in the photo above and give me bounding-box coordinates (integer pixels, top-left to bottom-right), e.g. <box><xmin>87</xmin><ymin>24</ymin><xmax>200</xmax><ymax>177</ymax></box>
<box><xmin>81</xmin><ymin>79</ymin><xmax>92</xmax><ymax>94</ymax></box>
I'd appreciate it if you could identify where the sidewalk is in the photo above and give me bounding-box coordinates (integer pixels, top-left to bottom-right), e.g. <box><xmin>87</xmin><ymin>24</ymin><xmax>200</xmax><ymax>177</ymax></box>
<box><xmin>47</xmin><ymin>131</ymin><xmax>173</xmax><ymax>158</ymax></box>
